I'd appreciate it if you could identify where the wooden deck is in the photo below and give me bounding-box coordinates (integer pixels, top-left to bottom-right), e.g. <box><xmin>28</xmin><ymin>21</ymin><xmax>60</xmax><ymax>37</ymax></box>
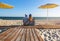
<box><xmin>0</xmin><ymin>27</ymin><xmax>43</xmax><ymax>41</ymax></box>
<box><xmin>0</xmin><ymin>24</ymin><xmax>60</xmax><ymax>41</ymax></box>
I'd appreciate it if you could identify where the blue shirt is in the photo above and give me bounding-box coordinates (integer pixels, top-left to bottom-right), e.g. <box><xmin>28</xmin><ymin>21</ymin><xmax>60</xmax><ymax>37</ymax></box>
<box><xmin>23</xmin><ymin>17</ymin><xmax>28</xmax><ymax>23</ymax></box>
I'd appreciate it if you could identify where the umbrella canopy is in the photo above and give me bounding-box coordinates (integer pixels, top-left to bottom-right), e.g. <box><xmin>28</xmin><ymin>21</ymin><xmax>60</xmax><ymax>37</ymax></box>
<box><xmin>0</xmin><ymin>2</ymin><xmax>14</xmax><ymax>9</ymax></box>
<box><xmin>39</xmin><ymin>3</ymin><xmax>58</xmax><ymax>9</ymax></box>
<box><xmin>38</xmin><ymin>3</ymin><xmax>58</xmax><ymax>24</ymax></box>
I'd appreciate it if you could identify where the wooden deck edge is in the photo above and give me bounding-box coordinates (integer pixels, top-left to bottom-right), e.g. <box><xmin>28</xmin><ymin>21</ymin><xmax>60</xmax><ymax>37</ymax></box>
<box><xmin>0</xmin><ymin>25</ymin><xmax>60</xmax><ymax>29</ymax></box>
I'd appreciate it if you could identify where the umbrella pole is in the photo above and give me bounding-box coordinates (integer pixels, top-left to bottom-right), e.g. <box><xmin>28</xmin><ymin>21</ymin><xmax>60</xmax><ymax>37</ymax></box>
<box><xmin>47</xmin><ymin>8</ymin><xmax>48</xmax><ymax>24</ymax></box>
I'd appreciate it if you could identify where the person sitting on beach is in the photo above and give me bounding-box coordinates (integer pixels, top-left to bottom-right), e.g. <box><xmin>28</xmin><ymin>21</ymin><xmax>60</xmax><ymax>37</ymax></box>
<box><xmin>23</xmin><ymin>14</ymin><xmax>28</xmax><ymax>26</ymax></box>
<box><xmin>28</xmin><ymin>14</ymin><xmax>35</xmax><ymax>26</ymax></box>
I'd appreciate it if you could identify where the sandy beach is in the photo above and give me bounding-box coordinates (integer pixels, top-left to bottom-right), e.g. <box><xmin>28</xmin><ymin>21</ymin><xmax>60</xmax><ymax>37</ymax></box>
<box><xmin>0</xmin><ymin>19</ymin><xmax>60</xmax><ymax>26</ymax></box>
<box><xmin>0</xmin><ymin>20</ymin><xmax>23</xmax><ymax>26</ymax></box>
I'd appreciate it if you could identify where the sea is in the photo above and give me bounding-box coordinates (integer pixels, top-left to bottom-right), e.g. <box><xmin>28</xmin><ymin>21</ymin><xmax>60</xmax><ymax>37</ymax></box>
<box><xmin>0</xmin><ymin>17</ymin><xmax>60</xmax><ymax>20</ymax></box>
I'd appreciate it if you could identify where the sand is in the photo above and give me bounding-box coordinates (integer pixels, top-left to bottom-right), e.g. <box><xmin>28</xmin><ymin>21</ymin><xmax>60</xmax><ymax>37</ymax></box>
<box><xmin>0</xmin><ymin>19</ymin><xmax>60</xmax><ymax>26</ymax></box>
<box><xmin>0</xmin><ymin>20</ymin><xmax>23</xmax><ymax>26</ymax></box>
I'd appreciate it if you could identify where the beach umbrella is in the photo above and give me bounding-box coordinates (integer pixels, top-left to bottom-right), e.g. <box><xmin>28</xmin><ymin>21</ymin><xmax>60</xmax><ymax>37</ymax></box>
<box><xmin>0</xmin><ymin>2</ymin><xmax>14</xmax><ymax>9</ymax></box>
<box><xmin>38</xmin><ymin>3</ymin><xmax>58</xmax><ymax>24</ymax></box>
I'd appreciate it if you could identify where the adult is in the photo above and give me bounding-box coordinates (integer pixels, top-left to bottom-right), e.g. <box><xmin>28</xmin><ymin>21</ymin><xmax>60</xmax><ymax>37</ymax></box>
<box><xmin>28</xmin><ymin>14</ymin><xmax>35</xmax><ymax>26</ymax></box>
<box><xmin>23</xmin><ymin>14</ymin><xmax>28</xmax><ymax>26</ymax></box>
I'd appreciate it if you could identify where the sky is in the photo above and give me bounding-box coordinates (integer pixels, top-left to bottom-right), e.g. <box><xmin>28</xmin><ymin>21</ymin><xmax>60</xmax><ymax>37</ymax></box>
<box><xmin>0</xmin><ymin>0</ymin><xmax>60</xmax><ymax>17</ymax></box>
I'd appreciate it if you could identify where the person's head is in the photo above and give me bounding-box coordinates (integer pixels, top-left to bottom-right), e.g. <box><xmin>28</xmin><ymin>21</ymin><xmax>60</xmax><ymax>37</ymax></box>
<box><xmin>29</xmin><ymin>14</ymin><xmax>33</xmax><ymax>21</ymax></box>
<box><xmin>25</xmin><ymin>14</ymin><xmax>27</xmax><ymax>17</ymax></box>
<box><xmin>29</xmin><ymin>14</ymin><xmax>32</xmax><ymax>18</ymax></box>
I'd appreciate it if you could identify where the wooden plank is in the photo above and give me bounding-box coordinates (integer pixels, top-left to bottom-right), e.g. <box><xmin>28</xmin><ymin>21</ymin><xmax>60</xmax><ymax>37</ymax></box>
<box><xmin>14</xmin><ymin>28</ymin><xmax>22</xmax><ymax>41</ymax></box>
<box><xmin>26</xmin><ymin>29</ymin><xmax>30</xmax><ymax>41</ymax></box>
<box><xmin>16</xmin><ymin>28</ymin><xmax>24</xmax><ymax>41</ymax></box>
<box><xmin>4</xmin><ymin>27</ymin><xmax>20</xmax><ymax>41</ymax></box>
<box><xmin>32</xmin><ymin>29</ymin><xmax>39</xmax><ymax>41</ymax></box>
<box><xmin>40</xmin><ymin>25</ymin><xmax>60</xmax><ymax>29</ymax></box>
<box><xmin>10</xmin><ymin>28</ymin><xmax>21</xmax><ymax>41</ymax></box>
<box><xmin>21</xmin><ymin>29</ymin><xmax>26</xmax><ymax>41</ymax></box>
<box><xmin>30</xmin><ymin>29</ymin><xmax>34</xmax><ymax>41</ymax></box>
<box><xmin>0</xmin><ymin>28</ymin><xmax>15</xmax><ymax>40</ymax></box>
<box><xmin>0</xmin><ymin>25</ymin><xmax>60</xmax><ymax>29</ymax></box>
<box><xmin>15</xmin><ymin>28</ymin><xmax>22</xmax><ymax>41</ymax></box>
<box><xmin>34</xmin><ymin>29</ymin><xmax>44</xmax><ymax>41</ymax></box>
<box><xmin>0</xmin><ymin>28</ymin><xmax>17</xmax><ymax>41</ymax></box>
<box><xmin>0</xmin><ymin>28</ymin><xmax>12</xmax><ymax>37</ymax></box>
